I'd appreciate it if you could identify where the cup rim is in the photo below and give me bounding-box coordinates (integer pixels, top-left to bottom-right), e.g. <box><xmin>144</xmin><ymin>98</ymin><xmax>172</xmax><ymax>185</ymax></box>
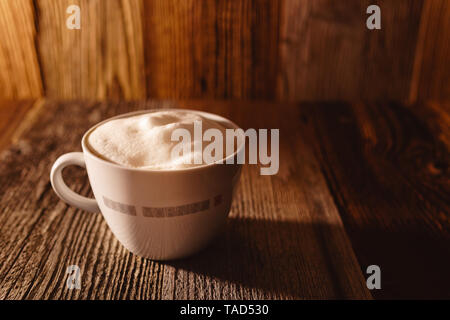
<box><xmin>81</xmin><ymin>108</ymin><xmax>245</xmax><ymax>173</ymax></box>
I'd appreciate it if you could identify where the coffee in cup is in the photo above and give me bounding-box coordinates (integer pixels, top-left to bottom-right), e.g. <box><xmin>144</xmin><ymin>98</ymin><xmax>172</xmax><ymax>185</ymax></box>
<box><xmin>50</xmin><ymin>109</ymin><xmax>243</xmax><ymax>260</ymax></box>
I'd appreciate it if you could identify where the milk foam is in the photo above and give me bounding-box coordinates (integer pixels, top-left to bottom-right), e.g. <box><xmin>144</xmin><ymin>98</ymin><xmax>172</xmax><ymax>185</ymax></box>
<box><xmin>87</xmin><ymin>110</ymin><xmax>229</xmax><ymax>169</ymax></box>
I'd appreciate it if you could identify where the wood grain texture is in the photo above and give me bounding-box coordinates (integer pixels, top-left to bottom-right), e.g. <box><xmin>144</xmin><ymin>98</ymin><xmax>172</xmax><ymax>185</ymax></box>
<box><xmin>0</xmin><ymin>0</ymin><xmax>449</xmax><ymax>101</ymax></box>
<box><xmin>36</xmin><ymin>0</ymin><xmax>146</xmax><ymax>99</ymax></box>
<box><xmin>0</xmin><ymin>99</ymin><xmax>43</xmax><ymax>152</ymax></box>
<box><xmin>303</xmin><ymin>101</ymin><xmax>450</xmax><ymax>299</ymax></box>
<box><xmin>143</xmin><ymin>0</ymin><xmax>280</xmax><ymax>99</ymax></box>
<box><xmin>410</xmin><ymin>0</ymin><xmax>450</xmax><ymax>102</ymax></box>
<box><xmin>0</xmin><ymin>99</ymin><xmax>371</xmax><ymax>299</ymax></box>
<box><xmin>278</xmin><ymin>0</ymin><xmax>424</xmax><ymax>100</ymax></box>
<box><xmin>0</xmin><ymin>0</ymin><xmax>43</xmax><ymax>98</ymax></box>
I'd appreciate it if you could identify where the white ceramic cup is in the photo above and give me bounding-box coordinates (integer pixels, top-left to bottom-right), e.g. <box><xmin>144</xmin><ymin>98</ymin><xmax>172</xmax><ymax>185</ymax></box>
<box><xmin>50</xmin><ymin>109</ymin><xmax>243</xmax><ymax>260</ymax></box>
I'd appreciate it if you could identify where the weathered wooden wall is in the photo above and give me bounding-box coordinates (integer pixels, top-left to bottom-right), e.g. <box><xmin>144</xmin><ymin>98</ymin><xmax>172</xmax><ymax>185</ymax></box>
<box><xmin>0</xmin><ymin>0</ymin><xmax>448</xmax><ymax>101</ymax></box>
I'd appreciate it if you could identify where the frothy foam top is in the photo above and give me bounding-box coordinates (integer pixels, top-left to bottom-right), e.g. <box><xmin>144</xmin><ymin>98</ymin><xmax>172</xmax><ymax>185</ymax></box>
<box><xmin>87</xmin><ymin>110</ymin><xmax>231</xmax><ymax>170</ymax></box>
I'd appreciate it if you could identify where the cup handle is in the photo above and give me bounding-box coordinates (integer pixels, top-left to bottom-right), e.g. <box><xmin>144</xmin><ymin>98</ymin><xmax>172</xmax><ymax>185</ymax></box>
<box><xmin>50</xmin><ymin>152</ymin><xmax>100</xmax><ymax>213</ymax></box>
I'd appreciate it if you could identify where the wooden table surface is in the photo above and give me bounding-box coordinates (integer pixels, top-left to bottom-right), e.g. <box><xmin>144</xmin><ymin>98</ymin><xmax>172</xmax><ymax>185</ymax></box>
<box><xmin>0</xmin><ymin>99</ymin><xmax>448</xmax><ymax>300</ymax></box>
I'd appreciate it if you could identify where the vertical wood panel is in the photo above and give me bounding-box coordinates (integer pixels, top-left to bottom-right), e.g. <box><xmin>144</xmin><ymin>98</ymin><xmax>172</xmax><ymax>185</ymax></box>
<box><xmin>143</xmin><ymin>0</ymin><xmax>280</xmax><ymax>99</ymax></box>
<box><xmin>0</xmin><ymin>0</ymin><xmax>448</xmax><ymax>101</ymax></box>
<box><xmin>410</xmin><ymin>0</ymin><xmax>450</xmax><ymax>102</ymax></box>
<box><xmin>278</xmin><ymin>0</ymin><xmax>423</xmax><ymax>101</ymax></box>
<box><xmin>0</xmin><ymin>0</ymin><xmax>43</xmax><ymax>98</ymax></box>
<box><xmin>36</xmin><ymin>0</ymin><xmax>146</xmax><ymax>99</ymax></box>
<box><xmin>361</xmin><ymin>0</ymin><xmax>423</xmax><ymax>100</ymax></box>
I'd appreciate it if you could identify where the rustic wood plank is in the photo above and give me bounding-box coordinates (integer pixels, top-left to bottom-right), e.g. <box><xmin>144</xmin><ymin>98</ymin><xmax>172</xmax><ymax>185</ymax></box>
<box><xmin>143</xmin><ymin>0</ymin><xmax>280</xmax><ymax>100</ymax></box>
<box><xmin>278</xmin><ymin>0</ymin><xmax>424</xmax><ymax>101</ymax></box>
<box><xmin>35</xmin><ymin>0</ymin><xmax>146</xmax><ymax>99</ymax></box>
<box><xmin>173</xmin><ymin>100</ymin><xmax>372</xmax><ymax>299</ymax></box>
<box><xmin>0</xmin><ymin>100</ymin><xmax>41</xmax><ymax>152</ymax></box>
<box><xmin>302</xmin><ymin>101</ymin><xmax>450</xmax><ymax>299</ymax></box>
<box><xmin>0</xmin><ymin>100</ymin><xmax>170</xmax><ymax>300</ymax></box>
<box><xmin>409</xmin><ymin>0</ymin><xmax>450</xmax><ymax>102</ymax></box>
<box><xmin>0</xmin><ymin>0</ymin><xmax>43</xmax><ymax>99</ymax></box>
<box><xmin>0</xmin><ymin>99</ymin><xmax>371</xmax><ymax>299</ymax></box>
<box><xmin>2</xmin><ymin>0</ymin><xmax>448</xmax><ymax>102</ymax></box>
